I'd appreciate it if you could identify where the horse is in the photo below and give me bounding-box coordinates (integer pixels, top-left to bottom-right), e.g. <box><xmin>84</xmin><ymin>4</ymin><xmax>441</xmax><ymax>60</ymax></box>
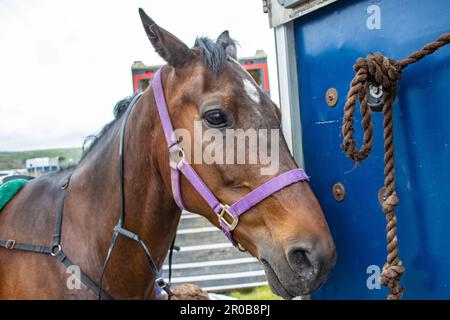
<box><xmin>0</xmin><ymin>8</ymin><xmax>336</xmax><ymax>299</ymax></box>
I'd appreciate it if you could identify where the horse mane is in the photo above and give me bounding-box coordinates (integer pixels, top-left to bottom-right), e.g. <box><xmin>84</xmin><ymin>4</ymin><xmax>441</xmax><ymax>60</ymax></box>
<box><xmin>80</xmin><ymin>95</ymin><xmax>137</xmax><ymax>161</ymax></box>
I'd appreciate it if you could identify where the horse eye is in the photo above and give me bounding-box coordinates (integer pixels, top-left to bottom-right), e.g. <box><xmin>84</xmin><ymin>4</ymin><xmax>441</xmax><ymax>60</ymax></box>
<box><xmin>202</xmin><ymin>109</ymin><xmax>228</xmax><ymax>128</ymax></box>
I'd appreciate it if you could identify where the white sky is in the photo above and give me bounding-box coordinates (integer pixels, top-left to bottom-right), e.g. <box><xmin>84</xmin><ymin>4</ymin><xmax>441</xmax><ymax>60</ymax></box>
<box><xmin>0</xmin><ymin>0</ymin><xmax>279</xmax><ymax>151</ymax></box>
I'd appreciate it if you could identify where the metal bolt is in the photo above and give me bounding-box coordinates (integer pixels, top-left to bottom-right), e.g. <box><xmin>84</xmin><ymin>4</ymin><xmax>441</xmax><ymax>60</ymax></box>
<box><xmin>332</xmin><ymin>182</ymin><xmax>346</xmax><ymax>202</ymax></box>
<box><xmin>326</xmin><ymin>88</ymin><xmax>338</xmax><ymax>107</ymax></box>
<box><xmin>368</xmin><ymin>83</ymin><xmax>384</xmax><ymax>112</ymax></box>
<box><xmin>369</xmin><ymin>84</ymin><xmax>383</xmax><ymax>98</ymax></box>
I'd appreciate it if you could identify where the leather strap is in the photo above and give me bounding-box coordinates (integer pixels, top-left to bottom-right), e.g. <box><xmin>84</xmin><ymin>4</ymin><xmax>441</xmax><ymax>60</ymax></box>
<box><xmin>0</xmin><ymin>241</ymin><xmax>52</xmax><ymax>254</ymax></box>
<box><xmin>0</xmin><ymin>174</ymin><xmax>113</xmax><ymax>300</ymax></box>
<box><xmin>118</xmin><ymin>93</ymin><xmax>144</xmax><ymax>227</ymax></box>
<box><xmin>98</xmin><ymin>92</ymin><xmax>173</xmax><ymax>299</ymax></box>
<box><xmin>55</xmin><ymin>250</ymin><xmax>113</xmax><ymax>300</ymax></box>
<box><xmin>52</xmin><ymin>176</ymin><xmax>70</xmax><ymax>246</ymax></box>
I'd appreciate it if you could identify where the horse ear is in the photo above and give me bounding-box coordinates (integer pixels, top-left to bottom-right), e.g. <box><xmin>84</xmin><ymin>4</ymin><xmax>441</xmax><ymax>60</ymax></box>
<box><xmin>217</xmin><ymin>30</ymin><xmax>237</xmax><ymax>60</ymax></box>
<box><xmin>138</xmin><ymin>8</ymin><xmax>194</xmax><ymax>68</ymax></box>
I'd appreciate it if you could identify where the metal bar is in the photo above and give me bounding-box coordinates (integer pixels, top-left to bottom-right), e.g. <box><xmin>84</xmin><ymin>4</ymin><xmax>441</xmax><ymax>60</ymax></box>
<box><xmin>162</xmin><ymin>257</ymin><xmax>259</xmax><ymax>270</ymax></box>
<box><xmin>202</xmin><ymin>281</ymin><xmax>269</xmax><ymax>292</ymax></box>
<box><xmin>177</xmin><ymin>227</ymin><xmax>218</xmax><ymax>235</ymax></box>
<box><xmin>178</xmin><ymin>243</ymin><xmax>233</xmax><ymax>252</ymax></box>
<box><xmin>180</xmin><ymin>212</ymin><xmax>199</xmax><ymax>219</ymax></box>
<box><xmin>274</xmin><ymin>22</ymin><xmax>305</xmax><ymax>167</ymax></box>
<box><xmin>168</xmin><ymin>270</ymin><xmax>266</xmax><ymax>283</ymax></box>
<box><xmin>275</xmin><ymin>20</ymin><xmax>310</xmax><ymax>301</ymax></box>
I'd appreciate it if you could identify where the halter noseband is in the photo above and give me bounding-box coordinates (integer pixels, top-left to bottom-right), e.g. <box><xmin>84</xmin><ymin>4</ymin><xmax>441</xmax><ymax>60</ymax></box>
<box><xmin>152</xmin><ymin>68</ymin><xmax>309</xmax><ymax>245</ymax></box>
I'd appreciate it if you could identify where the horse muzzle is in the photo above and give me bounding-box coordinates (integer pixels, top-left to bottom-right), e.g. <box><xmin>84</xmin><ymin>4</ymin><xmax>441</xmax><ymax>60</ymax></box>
<box><xmin>260</xmin><ymin>238</ymin><xmax>337</xmax><ymax>299</ymax></box>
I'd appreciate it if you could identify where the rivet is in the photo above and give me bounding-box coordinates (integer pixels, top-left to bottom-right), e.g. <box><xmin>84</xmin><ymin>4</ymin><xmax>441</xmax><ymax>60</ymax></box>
<box><xmin>326</xmin><ymin>87</ymin><xmax>338</xmax><ymax>107</ymax></box>
<box><xmin>332</xmin><ymin>182</ymin><xmax>345</xmax><ymax>202</ymax></box>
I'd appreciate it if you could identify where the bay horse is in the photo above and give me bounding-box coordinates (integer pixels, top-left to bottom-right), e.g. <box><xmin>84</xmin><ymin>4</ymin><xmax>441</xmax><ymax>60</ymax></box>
<box><xmin>0</xmin><ymin>9</ymin><xmax>336</xmax><ymax>299</ymax></box>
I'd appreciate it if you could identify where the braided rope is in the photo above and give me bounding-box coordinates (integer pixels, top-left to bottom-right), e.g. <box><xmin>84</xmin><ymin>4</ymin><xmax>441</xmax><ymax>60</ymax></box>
<box><xmin>341</xmin><ymin>33</ymin><xmax>450</xmax><ymax>300</ymax></box>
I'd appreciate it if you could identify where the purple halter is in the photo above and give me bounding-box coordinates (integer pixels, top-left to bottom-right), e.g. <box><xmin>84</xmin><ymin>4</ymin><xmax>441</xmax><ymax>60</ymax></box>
<box><xmin>152</xmin><ymin>68</ymin><xmax>309</xmax><ymax>245</ymax></box>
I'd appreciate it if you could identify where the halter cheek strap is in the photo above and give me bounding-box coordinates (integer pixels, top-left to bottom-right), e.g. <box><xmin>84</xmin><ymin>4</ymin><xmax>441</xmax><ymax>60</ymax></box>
<box><xmin>152</xmin><ymin>68</ymin><xmax>309</xmax><ymax>245</ymax></box>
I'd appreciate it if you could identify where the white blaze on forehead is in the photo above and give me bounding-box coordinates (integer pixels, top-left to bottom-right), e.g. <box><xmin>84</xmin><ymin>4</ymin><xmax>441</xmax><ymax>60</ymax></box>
<box><xmin>243</xmin><ymin>78</ymin><xmax>261</xmax><ymax>104</ymax></box>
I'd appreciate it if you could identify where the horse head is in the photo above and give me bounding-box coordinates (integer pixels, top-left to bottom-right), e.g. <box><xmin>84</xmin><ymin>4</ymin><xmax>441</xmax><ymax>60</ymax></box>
<box><xmin>138</xmin><ymin>8</ymin><xmax>336</xmax><ymax>298</ymax></box>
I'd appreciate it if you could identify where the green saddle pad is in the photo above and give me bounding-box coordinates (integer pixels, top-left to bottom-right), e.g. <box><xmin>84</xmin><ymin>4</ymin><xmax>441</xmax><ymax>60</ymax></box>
<box><xmin>0</xmin><ymin>179</ymin><xmax>28</xmax><ymax>211</ymax></box>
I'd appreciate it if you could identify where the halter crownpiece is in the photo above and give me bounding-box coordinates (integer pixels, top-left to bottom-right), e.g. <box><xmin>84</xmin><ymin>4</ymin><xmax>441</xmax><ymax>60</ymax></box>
<box><xmin>152</xmin><ymin>68</ymin><xmax>310</xmax><ymax>245</ymax></box>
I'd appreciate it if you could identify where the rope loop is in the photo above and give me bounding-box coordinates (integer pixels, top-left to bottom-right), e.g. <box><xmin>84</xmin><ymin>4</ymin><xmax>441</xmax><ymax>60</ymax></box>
<box><xmin>341</xmin><ymin>52</ymin><xmax>403</xmax><ymax>164</ymax></box>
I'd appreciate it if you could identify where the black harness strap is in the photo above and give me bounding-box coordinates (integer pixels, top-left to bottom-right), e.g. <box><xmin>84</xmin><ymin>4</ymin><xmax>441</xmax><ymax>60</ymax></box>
<box><xmin>52</xmin><ymin>179</ymin><xmax>68</xmax><ymax>247</ymax></box>
<box><xmin>115</xmin><ymin>225</ymin><xmax>160</xmax><ymax>278</ymax></box>
<box><xmin>0</xmin><ymin>241</ymin><xmax>52</xmax><ymax>254</ymax></box>
<box><xmin>98</xmin><ymin>92</ymin><xmax>173</xmax><ymax>299</ymax></box>
<box><xmin>167</xmin><ymin>235</ymin><xmax>180</xmax><ymax>301</ymax></box>
<box><xmin>0</xmin><ymin>175</ymin><xmax>113</xmax><ymax>300</ymax></box>
<box><xmin>54</xmin><ymin>249</ymin><xmax>113</xmax><ymax>300</ymax></box>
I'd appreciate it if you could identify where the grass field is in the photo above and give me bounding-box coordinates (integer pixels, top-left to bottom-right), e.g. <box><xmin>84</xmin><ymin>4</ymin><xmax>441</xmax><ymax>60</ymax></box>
<box><xmin>0</xmin><ymin>148</ymin><xmax>82</xmax><ymax>171</ymax></box>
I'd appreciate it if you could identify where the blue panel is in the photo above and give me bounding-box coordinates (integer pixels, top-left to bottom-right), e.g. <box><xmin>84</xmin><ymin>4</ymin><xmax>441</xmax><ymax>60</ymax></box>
<box><xmin>294</xmin><ymin>0</ymin><xmax>450</xmax><ymax>299</ymax></box>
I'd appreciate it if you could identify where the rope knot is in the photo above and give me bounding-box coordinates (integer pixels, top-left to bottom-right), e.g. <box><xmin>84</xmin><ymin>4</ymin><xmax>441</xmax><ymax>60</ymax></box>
<box><xmin>380</xmin><ymin>262</ymin><xmax>405</xmax><ymax>300</ymax></box>
<box><xmin>342</xmin><ymin>52</ymin><xmax>404</xmax><ymax>163</ymax></box>
<box><xmin>382</xmin><ymin>192</ymin><xmax>399</xmax><ymax>213</ymax></box>
<box><xmin>355</xmin><ymin>52</ymin><xmax>403</xmax><ymax>90</ymax></box>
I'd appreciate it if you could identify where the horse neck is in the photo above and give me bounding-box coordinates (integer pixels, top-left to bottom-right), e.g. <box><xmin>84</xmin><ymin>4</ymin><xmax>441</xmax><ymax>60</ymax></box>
<box><xmin>70</xmin><ymin>90</ymin><xmax>181</xmax><ymax>298</ymax></box>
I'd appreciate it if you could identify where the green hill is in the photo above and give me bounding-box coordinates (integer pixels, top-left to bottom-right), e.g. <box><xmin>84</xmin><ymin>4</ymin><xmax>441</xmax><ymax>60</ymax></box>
<box><xmin>0</xmin><ymin>148</ymin><xmax>82</xmax><ymax>171</ymax></box>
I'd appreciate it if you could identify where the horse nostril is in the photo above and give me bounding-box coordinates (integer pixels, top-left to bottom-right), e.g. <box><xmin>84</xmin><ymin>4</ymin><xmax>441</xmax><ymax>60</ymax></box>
<box><xmin>287</xmin><ymin>244</ymin><xmax>320</xmax><ymax>281</ymax></box>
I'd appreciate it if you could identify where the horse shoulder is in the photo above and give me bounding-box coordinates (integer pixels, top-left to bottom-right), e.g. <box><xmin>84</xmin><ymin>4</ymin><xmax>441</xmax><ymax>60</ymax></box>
<box><xmin>0</xmin><ymin>175</ymin><xmax>63</xmax><ymax>243</ymax></box>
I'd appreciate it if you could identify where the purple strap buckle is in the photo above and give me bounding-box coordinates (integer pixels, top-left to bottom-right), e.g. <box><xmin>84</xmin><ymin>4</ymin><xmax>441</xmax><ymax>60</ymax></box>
<box><xmin>218</xmin><ymin>204</ymin><xmax>239</xmax><ymax>232</ymax></box>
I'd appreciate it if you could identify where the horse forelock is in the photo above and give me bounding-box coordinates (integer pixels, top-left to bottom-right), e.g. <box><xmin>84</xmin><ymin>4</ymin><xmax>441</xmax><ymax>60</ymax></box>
<box><xmin>194</xmin><ymin>37</ymin><xmax>227</xmax><ymax>74</ymax></box>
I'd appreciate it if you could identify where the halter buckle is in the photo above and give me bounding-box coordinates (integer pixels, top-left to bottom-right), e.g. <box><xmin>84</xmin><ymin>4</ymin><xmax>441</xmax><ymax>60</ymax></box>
<box><xmin>5</xmin><ymin>239</ymin><xmax>15</xmax><ymax>250</ymax></box>
<box><xmin>218</xmin><ymin>204</ymin><xmax>239</xmax><ymax>231</ymax></box>
<box><xmin>156</xmin><ymin>277</ymin><xmax>174</xmax><ymax>296</ymax></box>
<box><xmin>169</xmin><ymin>144</ymin><xmax>186</xmax><ymax>169</ymax></box>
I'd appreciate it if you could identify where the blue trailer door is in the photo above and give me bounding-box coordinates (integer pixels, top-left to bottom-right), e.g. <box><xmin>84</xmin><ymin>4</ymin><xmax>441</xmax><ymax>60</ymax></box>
<box><xmin>293</xmin><ymin>0</ymin><xmax>450</xmax><ymax>299</ymax></box>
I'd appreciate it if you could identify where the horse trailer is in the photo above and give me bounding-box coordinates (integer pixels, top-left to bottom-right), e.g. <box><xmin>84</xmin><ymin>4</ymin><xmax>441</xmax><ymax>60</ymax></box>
<box><xmin>267</xmin><ymin>0</ymin><xmax>450</xmax><ymax>299</ymax></box>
